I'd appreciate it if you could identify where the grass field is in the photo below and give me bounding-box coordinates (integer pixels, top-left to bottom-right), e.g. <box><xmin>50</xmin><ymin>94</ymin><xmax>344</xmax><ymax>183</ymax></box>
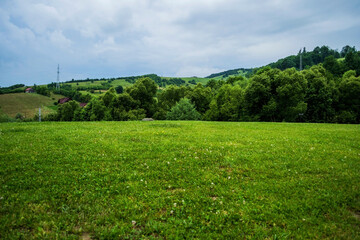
<box><xmin>67</xmin><ymin>81</ymin><xmax>108</xmax><ymax>89</ymax></box>
<box><xmin>0</xmin><ymin>93</ymin><xmax>64</xmax><ymax>118</ymax></box>
<box><xmin>67</xmin><ymin>77</ymin><xmax>211</xmax><ymax>90</ymax></box>
<box><xmin>0</xmin><ymin>121</ymin><xmax>359</xmax><ymax>239</ymax></box>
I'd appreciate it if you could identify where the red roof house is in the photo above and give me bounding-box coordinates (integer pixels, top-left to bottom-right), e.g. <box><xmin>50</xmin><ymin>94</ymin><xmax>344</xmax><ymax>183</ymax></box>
<box><xmin>58</xmin><ymin>97</ymin><xmax>72</xmax><ymax>104</ymax></box>
<box><xmin>25</xmin><ymin>88</ymin><xmax>34</xmax><ymax>93</ymax></box>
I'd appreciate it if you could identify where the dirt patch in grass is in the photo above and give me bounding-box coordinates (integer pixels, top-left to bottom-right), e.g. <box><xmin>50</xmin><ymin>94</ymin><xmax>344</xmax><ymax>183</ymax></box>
<box><xmin>350</xmin><ymin>210</ymin><xmax>360</xmax><ymax>221</ymax></box>
<box><xmin>81</xmin><ymin>232</ymin><xmax>91</xmax><ymax>240</ymax></box>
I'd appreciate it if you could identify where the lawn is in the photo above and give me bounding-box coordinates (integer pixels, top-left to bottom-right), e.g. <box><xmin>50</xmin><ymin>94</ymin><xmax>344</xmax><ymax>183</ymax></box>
<box><xmin>0</xmin><ymin>121</ymin><xmax>359</xmax><ymax>239</ymax></box>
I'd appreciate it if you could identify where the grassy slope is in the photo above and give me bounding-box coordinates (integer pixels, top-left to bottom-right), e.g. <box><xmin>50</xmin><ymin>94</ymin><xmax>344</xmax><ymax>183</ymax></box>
<box><xmin>66</xmin><ymin>77</ymin><xmax>211</xmax><ymax>90</ymax></box>
<box><xmin>0</xmin><ymin>93</ymin><xmax>64</xmax><ymax>118</ymax></box>
<box><xmin>207</xmin><ymin>69</ymin><xmax>252</xmax><ymax>79</ymax></box>
<box><xmin>0</xmin><ymin>121</ymin><xmax>359</xmax><ymax>239</ymax></box>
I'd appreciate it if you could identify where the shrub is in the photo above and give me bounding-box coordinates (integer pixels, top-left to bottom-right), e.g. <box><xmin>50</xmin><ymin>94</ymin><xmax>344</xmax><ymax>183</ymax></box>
<box><xmin>15</xmin><ymin>113</ymin><xmax>24</xmax><ymax>120</ymax></box>
<box><xmin>335</xmin><ymin>111</ymin><xmax>357</xmax><ymax>124</ymax></box>
<box><xmin>166</xmin><ymin>98</ymin><xmax>201</xmax><ymax>120</ymax></box>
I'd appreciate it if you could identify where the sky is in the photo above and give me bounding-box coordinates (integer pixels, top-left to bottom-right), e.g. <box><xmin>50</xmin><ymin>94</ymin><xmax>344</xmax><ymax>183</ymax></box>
<box><xmin>0</xmin><ymin>0</ymin><xmax>359</xmax><ymax>87</ymax></box>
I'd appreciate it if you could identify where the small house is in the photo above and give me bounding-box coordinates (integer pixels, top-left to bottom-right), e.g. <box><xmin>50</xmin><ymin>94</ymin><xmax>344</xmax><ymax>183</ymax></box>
<box><xmin>25</xmin><ymin>88</ymin><xmax>34</xmax><ymax>93</ymax></box>
<box><xmin>58</xmin><ymin>97</ymin><xmax>72</xmax><ymax>104</ymax></box>
<box><xmin>79</xmin><ymin>103</ymin><xmax>87</xmax><ymax>108</ymax></box>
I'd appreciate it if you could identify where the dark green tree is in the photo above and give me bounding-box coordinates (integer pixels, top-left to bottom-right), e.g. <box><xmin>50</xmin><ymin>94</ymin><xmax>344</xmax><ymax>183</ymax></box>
<box><xmin>157</xmin><ymin>85</ymin><xmax>188</xmax><ymax>111</ymax></box>
<box><xmin>303</xmin><ymin>65</ymin><xmax>335</xmax><ymax>122</ymax></box>
<box><xmin>344</xmin><ymin>51</ymin><xmax>360</xmax><ymax>75</ymax></box>
<box><xmin>244</xmin><ymin>67</ymin><xmax>280</xmax><ymax>120</ymax></box>
<box><xmin>336</xmin><ymin>70</ymin><xmax>360</xmax><ymax>123</ymax></box>
<box><xmin>58</xmin><ymin>101</ymin><xmax>79</xmax><ymax>121</ymax></box>
<box><xmin>186</xmin><ymin>84</ymin><xmax>212</xmax><ymax>114</ymax></box>
<box><xmin>341</xmin><ymin>45</ymin><xmax>356</xmax><ymax>57</ymax></box>
<box><xmin>102</xmin><ymin>87</ymin><xmax>117</xmax><ymax>107</ymax></box>
<box><xmin>323</xmin><ymin>56</ymin><xmax>344</xmax><ymax>77</ymax></box>
<box><xmin>86</xmin><ymin>98</ymin><xmax>106</xmax><ymax>121</ymax></box>
<box><xmin>205</xmin><ymin>84</ymin><xmax>244</xmax><ymax>121</ymax></box>
<box><xmin>115</xmin><ymin>85</ymin><xmax>124</xmax><ymax>94</ymax></box>
<box><xmin>126</xmin><ymin>77</ymin><xmax>158</xmax><ymax>117</ymax></box>
<box><xmin>110</xmin><ymin>93</ymin><xmax>143</xmax><ymax>121</ymax></box>
<box><xmin>275</xmin><ymin>68</ymin><xmax>307</xmax><ymax>122</ymax></box>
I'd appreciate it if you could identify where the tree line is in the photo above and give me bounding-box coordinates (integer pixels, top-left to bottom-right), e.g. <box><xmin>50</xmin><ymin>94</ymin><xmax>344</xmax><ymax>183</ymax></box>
<box><xmin>49</xmin><ymin>54</ymin><xmax>360</xmax><ymax>123</ymax></box>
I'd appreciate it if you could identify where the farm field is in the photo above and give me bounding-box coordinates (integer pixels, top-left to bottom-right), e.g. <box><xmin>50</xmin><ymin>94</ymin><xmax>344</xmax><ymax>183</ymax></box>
<box><xmin>0</xmin><ymin>93</ymin><xmax>63</xmax><ymax>118</ymax></box>
<box><xmin>0</xmin><ymin>121</ymin><xmax>359</xmax><ymax>239</ymax></box>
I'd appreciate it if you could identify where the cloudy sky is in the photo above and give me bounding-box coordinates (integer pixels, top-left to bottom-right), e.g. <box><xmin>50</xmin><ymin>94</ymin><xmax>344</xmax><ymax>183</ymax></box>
<box><xmin>0</xmin><ymin>0</ymin><xmax>359</xmax><ymax>87</ymax></box>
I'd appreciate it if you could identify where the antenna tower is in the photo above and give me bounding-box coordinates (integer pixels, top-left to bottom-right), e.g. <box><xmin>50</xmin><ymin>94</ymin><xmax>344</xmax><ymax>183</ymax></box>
<box><xmin>56</xmin><ymin>64</ymin><xmax>60</xmax><ymax>90</ymax></box>
<box><xmin>299</xmin><ymin>49</ymin><xmax>303</xmax><ymax>71</ymax></box>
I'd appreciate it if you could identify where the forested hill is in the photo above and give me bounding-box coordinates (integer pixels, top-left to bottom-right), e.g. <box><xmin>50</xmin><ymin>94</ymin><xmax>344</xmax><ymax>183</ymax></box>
<box><xmin>206</xmin><ymin>68</ymin><xmax>253</xmax><ymax>78</ymax></box>
<box><xmin>207</xmin><ymin>45</ymin><xmax>358</xmax><ymax>78</ymax></box>
<box><xmin>268</xmin><ymin>45</ymin><xmax>356</xmax><ymax>70</ymax></box>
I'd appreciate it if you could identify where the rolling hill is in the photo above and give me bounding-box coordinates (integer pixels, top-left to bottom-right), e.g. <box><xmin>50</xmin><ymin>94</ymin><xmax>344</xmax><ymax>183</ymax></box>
<box><xmin>0</xmin><ymin>93</ymin><xmax>64</xmax><ymax>118</ymax></box>
<box><xmin>206</xmin><ymin>68</ymin><xmax>253</xmax><ymax>79</ymax></box>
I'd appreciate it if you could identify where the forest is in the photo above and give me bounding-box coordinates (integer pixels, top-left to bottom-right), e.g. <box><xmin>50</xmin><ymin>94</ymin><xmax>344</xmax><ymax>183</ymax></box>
<box><xmin>48</xmin><ymin>45</ymin><xmax>360</xmax><ymax>124</ymax></box>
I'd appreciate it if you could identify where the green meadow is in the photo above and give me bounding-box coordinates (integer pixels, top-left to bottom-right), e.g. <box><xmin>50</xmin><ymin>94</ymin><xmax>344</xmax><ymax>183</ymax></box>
<box><xmin>0</xmin><ymin>121</ymin><xmax>359</xmax><ymax>239</ymax></box>
<box><xmin>0</xmin><ymin>93</ymin><xmax>64</xmax><ymax>118</ymax></box>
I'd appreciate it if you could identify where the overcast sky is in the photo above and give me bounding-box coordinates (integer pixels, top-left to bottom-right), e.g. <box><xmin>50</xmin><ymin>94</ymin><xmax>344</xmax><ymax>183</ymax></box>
<box><xmin>0</xmin><ymin>0</ymin><xmax>359</xmax><ymax>87</ymax></box>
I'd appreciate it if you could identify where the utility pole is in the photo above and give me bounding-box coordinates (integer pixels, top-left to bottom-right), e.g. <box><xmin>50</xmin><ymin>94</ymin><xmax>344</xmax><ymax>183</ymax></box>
<box><xmin>56</xmin><ymin>64</ymin><xmax>60</xmax><ymax>90</ymax></box>
<box><xmin>39</xmin><ymin>107</ymin><xmax>41</xmax><ymax>122</ymax></box>
<box><xmin>299</xmin><ymin>49</ymin><xmax>303</xmax><ymax>71</ymax></box>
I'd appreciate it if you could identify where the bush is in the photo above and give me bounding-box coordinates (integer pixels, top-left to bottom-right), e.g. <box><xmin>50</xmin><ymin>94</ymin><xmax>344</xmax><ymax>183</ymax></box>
<box><xmin>335</xmin><ymin>111</ymin><xmax>357</xmax><ymax>124</ymax></box>
<box><xmin>166</xmin><ymin>98</ymin><xmax>201</xmax><ymax>120</ymax></box>
<box><xmin>15</xmin><ymin>113</ymin><xmax>24</xmax><ymax>120</ymax></box>
<box><xmin>43</xmin><ymin>113</ymin><xmax>59</xmax><ymax>121</ymax></box>
<box><xmin>0</xmin><ymin>113</ymin><xmax>15</xmax><ymax>122</ymax></box>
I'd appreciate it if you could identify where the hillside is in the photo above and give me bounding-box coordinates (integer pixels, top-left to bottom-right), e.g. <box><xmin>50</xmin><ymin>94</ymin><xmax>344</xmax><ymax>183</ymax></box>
<box><xmin>0</xmin><ymin>93</ymin><xmax>64</xmax><ymax>118</ymax></box>
<box><xmin>206</xmin><ymin>45</ymin><xmax>358</xmax><ymax>78</ymax></box>
<box><xmin>206</xmin><ymin>68</ymin><xmax>253</xmax><ymax>79</ymax></box>
<box><xmin>14</xmin><ymin>45</ymin><xmax>356</xmax><ymax>96</ymax></box>
<box><xmin>62</xmin><ymin>74</ymin><xmax>210</xmax><ymax>91</ymax></box>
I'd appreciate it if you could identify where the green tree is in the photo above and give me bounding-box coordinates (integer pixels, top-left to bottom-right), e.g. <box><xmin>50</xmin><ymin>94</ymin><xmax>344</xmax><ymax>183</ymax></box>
<box><xmin>35</xmin><ymin>86</ymin><xmax>51</xmax><ymax>97</ymax></box>
<box><xmin>115</xmin><ymin>85</ymin><xmax>124</xmax><ymax>94</ymax></box>
<box><xmin>73</xmin><ymin>107</ymin><xmax>87</xmax><ymax>121</ymax></box>
<box><xmin>275</xmin><ymin>68</ymin><xmax>307</xmax><ymax>122</ymax></box>
<box><xmin>58</xmin><ymin>101</ymin><xmax>79</xmax><ymax>121</ymax></box>
<box><xmin>244</xmin><ymin>67</ymin><xmax>280</xmax><ymax>120</ymax></box>
<box><xmin>86</xmin><ymin>98</ymin><xmax>106</xmax><ymax>121</ymax></box>
<box><xmin>186</xmin><ymin>84</ymin><xmax>212</xmax><ymax>114</ymax></box>
<box><xmin>157</xmin><ymin>85</ymin><xmax>188</xmax><ymax>111</ymax></box>
<box><xmin>102</xmin><ymin>87</ymin><xmax>117</xmax><ymax>107</ymax></box>
<box><xmin>323</xmin><ymin>56</ymin><xmax>344</xmax><ymax>77</ymax></box>
<box><xmin>126</xmin><ymin>77</ymin><xmax>158</xmax><ymax>117</ymax></box>
<box><xmin>205</xmin><ymin>84</ymin><xmax>244</xmax><ymax>121</ymax></box>
<box><xmin>341</xmin><ymin>45</ymin><xmax>356</xmax><ymax>57</ymax></box>
<box><xmin>337</xmin><ymin>70</ymin><xmax>360</xmax><ymax>122</ymax></box>
<box><xmin>166</xmin><ymin>98</ymin><xmax>201</xmax><ymax>120</ymax></box>
<box><xmin>344</xmin><ymin>51</ymin><xmax>360</xmax><ymax>75</ymax></box>
<box><xmin>303</xmin><ymin>65</ymin><xmax>335</xmax><ymax>122</ymax></box>
<box><xmin>110</xmin><ymin>93</ymin><xmax>142</xmax><ymax>121</ymax></box>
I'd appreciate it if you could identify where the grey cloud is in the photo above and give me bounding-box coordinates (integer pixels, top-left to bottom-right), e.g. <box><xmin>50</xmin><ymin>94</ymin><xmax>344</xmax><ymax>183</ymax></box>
<box><xmin>0</xmin><ymin>0</ymin><xmax>359</xmax><ymax>86</ymax></box>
